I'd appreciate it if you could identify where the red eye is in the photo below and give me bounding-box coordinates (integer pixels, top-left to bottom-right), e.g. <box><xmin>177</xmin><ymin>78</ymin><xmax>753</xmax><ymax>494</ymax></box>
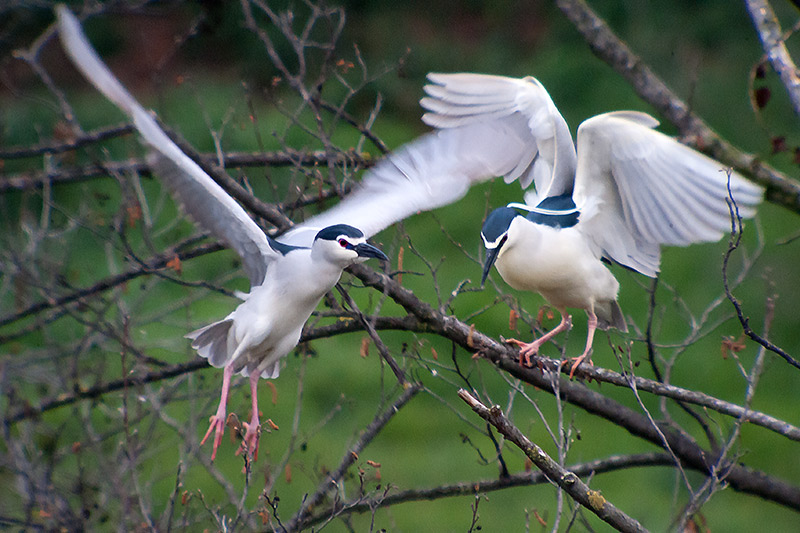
<box><xmin>338</xmin><ymin>239</ymin><xmax>349</xmax><ymax>248</ymax></box>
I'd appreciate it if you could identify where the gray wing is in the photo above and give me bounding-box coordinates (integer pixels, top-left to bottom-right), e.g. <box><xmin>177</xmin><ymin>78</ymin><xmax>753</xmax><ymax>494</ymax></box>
<box><xmin>279</xmin><ymin>72</ymin><xmax>577</xmax><ymax>246</ymax></box>
<box><xmin>57</xmin><ymin>6</ymin><xmax>279</xmax><ymax>286</ymax></box>
<box><xmin>573</xmin><ymin>111</ymin><xmax>763</xmax><ymax>276</ymax></box>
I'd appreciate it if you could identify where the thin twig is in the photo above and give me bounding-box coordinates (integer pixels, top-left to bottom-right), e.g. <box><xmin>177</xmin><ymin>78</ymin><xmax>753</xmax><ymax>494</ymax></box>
<box><xmin>458</xmin><ymin>390</ymin><xmax>648</xmax><ymax>533</ymax></box>
<box><xmin>721</xmin><ymin>173</ymin><xmax>799</xmax><ymax>369</ymax></box>
<box><xmin>287</xmin><ymin>383</ymin><xmax>422</xmax><ymax>531</ymax></box>
<box><xmin>295</xmin><ymin>453</ymin><xmax>673</xmax><ymax>531</ymax></box>
<box><xmin>335</xmin><ymin>284</ymin><xmax>407</xmax><ymax>385</ymax></box>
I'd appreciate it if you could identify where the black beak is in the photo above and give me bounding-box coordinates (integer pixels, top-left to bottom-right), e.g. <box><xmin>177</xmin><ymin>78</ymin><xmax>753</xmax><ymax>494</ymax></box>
<box><xmin>354</xmin><ymin>242</ymin><xmax>389</xmax><ymax>262</ymax></box>
<box><xmin>481</xmin><ymin>246</ymin><xmax>501</xmax><ymax>288</ymax></box>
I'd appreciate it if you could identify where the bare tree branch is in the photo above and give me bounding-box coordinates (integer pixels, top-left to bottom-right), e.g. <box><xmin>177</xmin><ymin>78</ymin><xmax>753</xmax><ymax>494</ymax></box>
<box><xmin>745</xmin><ymin>0</ymin><xmax>800</xmax><ymax>119</ymax></box>
<box><xmin>348</xmin><ymin>262</ymin><xmax>800</xmax><ymax>510</ymax></box>
<box><xmin>297</xmin><ymin>453</ymin><xmax>673</xmax><ymax>530</ymax></box>
<box><xmin>3</xmin><ymin>2</ymin><xmax>798</xmax><ymax>529</ymax></box>
<box><xmin>3</xmin><ymin>314</ymin><xmax>421</xmax><ymax>425</ymax></box>
<box><xmin>556</xmin><ymin>0</ymin><xmax>800</xmax><ymax>215</ymax></box>
<box><xmin>459</xmin><ymin>389</ymin><xmax>648</xmax><ymax>533</ymax></box>
<box><xmin>0</xmin><ymin>241</ymin><xmax>223</xmax><ymax>329</ymax></box>
<box><xmin>723</xmin><ymin>183</ymin><xmax>799</xmax><ymax>368</ymax></box>
<box><xmin>287</xmin><ymin>382</ymin><xmax>423</xmax><ymax>532</ymax></box>
<box><xmin>0</xmin><ymin>123</ymin><xmax>135</xmax><ymax>160</ymax></box>
<box><xmin>0</xmin><ymin>149</ymin><xmax>374</xmax><ymax>193</ymax></box>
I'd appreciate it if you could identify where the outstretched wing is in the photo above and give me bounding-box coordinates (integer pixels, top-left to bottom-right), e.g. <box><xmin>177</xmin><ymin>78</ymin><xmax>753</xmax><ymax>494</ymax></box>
<box><xmin>423</xmin><ymin>72</ymin><xmax>577</xmax><ymax>202</ymax></box>
<box><xmin>57</xmin><ymin>6</ymin><xmax>281</xmax><ymax>286</ymax></box>
<box><xmin>573</xmin><ymin>111</ymin><xmax>763</xmax><ymax>276</ymax></box>
<box><xmin>279</xmin><ymin>73</ymin><xmax>578</xmax><ymax>246</ymax></box>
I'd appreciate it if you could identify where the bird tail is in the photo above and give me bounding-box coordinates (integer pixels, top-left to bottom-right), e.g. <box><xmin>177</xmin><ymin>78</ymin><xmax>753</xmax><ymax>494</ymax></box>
<box><xmin>596</xmin><ymin>300</ymin><xmax>627</xmax><ymax>333</ymax></box>
<box><xmin>186</xmin><ymin>319</ymin><xmax>233</xmax><ymax>368</ymax></box>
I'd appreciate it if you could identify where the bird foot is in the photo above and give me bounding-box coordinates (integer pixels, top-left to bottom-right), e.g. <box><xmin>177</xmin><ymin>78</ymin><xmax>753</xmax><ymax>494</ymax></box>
<box><xmin>200</xmin><ymin>413</ymin><xmax>227</xmax><ymax>461</ymax></box>
<box><xmin>236</xmin><ymin>420</ymin><xmax>261</xmax><ymax>461</ymax></box>
<box><xmin>505</xmin><ymin>338</ymin><xmax>542</xmax><ymax>367</ymax></box>
<box><xmin>562</xmin><ymin>351</ymin><xmax>593</xmax><ymax>379</ymax></box>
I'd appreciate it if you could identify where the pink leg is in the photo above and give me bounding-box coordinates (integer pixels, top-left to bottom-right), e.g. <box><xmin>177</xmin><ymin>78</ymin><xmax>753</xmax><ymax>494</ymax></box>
<box><xmin>565</xmin><ymin>310</ymin><xmax>598</xmax><ymax>378</ymax></box>
<box><xmin>237</xmin><ymin>372</ymin><xmax>261</xmax><ymax>460</ymax></box>
<box><xmin>507</xmin><ymin>310</ymin><xmax>572</xmax><ymax>367</ymax></box>
<box><xmin>201</xmin><ymin>363</ymin><xmax>234</xmax><ymax>461</ymax></box>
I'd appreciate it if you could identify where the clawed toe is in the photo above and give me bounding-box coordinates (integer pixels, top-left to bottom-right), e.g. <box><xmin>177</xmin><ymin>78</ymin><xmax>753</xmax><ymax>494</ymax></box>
<box><xmin>505</xmin><ymin>338</ymin><xmax>540</xmax><ymax>367</ymax></box>
<box><xmin>561</xmin><ymin>352</ymin><xmax>593</xmax><ymax>379</ymax></box>
<box><xmin>237</xmin><ymin>422</ymin><xmax>261</xmax><ymax>460</ymax></box>
<box><xmin>201</xmin><ymin>415</ymin><xmax>227</xmax><ymax>461</ymax></box>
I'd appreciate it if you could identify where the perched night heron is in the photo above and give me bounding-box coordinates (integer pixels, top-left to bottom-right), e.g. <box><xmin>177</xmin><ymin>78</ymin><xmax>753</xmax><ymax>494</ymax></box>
<box><xmin>420</xmin><ymin>73</ymin><xmax>762</xmax><ymax>377</ymax></box>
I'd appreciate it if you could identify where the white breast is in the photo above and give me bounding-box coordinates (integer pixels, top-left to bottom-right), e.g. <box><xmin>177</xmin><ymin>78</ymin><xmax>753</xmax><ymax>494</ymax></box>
<box><xmin>495</xmin><ymin>219</ymin><xmax>619</xmax><ymax>311</ymax></box>
<box><xmin>228</xmin><ymin>249</ymin><xmax>344</xmax><ymax>376</ymax></box>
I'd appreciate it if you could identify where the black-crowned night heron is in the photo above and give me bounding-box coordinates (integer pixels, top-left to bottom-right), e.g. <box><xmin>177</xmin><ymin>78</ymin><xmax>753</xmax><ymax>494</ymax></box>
<box><xmin>57</xmin><ymin>8</ymin><xmax>395</xmax><ymax>459</ymax></box>
<box><xmin>420</xmin><ymin>73</ymin><xmax>762</xmax><ymax>377</ymax></box>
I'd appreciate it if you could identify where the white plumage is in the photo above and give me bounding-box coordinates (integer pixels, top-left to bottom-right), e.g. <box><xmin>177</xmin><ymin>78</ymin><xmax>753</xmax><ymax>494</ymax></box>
<box><xmin>57</xmin><ymin>7</ymin><xmax>390</xmax><ymax>459</ymax></box>
<box><xmin>420</xmin><ymin>73</ymin><xmax>762</xmax><ymax>376</ymax></box>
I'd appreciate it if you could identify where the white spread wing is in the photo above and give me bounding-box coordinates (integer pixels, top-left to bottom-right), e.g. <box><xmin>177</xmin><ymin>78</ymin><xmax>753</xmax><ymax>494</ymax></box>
<box><xmin>422</xmin><ymin>72</ymin><xmax>577</xmax><ymax>202</ymax></box>
<box><xmin>57</xmin><ymin>6</ymin><xmax>279</xmax><ymax>286</ymax></box>
<box><xmin>574</xmin><ymin>111</ymin><xmax>763</xmax><ymax>276</ymax></box>
<box><xmin>279</xmin><ymin>72</ymin><xmax>578</xmax><ymax>246</ymax></box>
<box><xmin>279</xmin><ymin>119</ymin><xmax>534</xmax><ymax>245</ymax></box>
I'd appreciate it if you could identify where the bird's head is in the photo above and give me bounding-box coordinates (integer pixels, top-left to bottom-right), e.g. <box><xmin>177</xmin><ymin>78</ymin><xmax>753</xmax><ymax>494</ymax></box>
<box><xmin>480</xmin><ymin>207</ymin><xmax>520</xmax><ymax>287</ymax></box>
<box><xmin>312</xmin><ymin>224</ymin><xmax>388</xmax><ymax>267</ymax></box>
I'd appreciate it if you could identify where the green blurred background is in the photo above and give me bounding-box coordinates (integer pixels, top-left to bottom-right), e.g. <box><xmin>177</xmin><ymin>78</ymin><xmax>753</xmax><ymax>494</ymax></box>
<box><xmin>2</xmin><ymin>1</ymin><xmax>799</xmax><ymax>530</ymax></box>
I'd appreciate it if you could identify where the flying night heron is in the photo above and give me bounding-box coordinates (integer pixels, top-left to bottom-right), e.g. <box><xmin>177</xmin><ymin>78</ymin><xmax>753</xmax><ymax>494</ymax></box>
<box><xmin>57</xmin><ymin>8</ymin><xmax>395</xmax><ymax>460</ymax></box>
<box><xmin>419</xmin><ymin>73</ymin><xmax>761</xmax><ymax>377</ymax></box>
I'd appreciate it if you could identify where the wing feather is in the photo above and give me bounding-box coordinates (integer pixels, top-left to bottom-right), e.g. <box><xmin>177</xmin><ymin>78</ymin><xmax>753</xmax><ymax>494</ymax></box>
<box><xmin>421</xmin><ymin>73</ymin><xmax>577</xmax><ymax>200</ymax></box>
<box><xmin>574</xmin><ymin>111</ymin><xmax>762</xmax><ymax>275</ymax></box>
<box><xmin>57</xmin><ymin>6</ymin><xmax>278</xmax><ymax>286</ymax></box>
<box><xmin>280</xmin><ymin>118</ymin><xmax>534</xmax><ymax>245</ymax></box>
<box><xmin>280</xmin><ymin>72</ymin><xmax>578</xmax><ymax>246</ymax></box>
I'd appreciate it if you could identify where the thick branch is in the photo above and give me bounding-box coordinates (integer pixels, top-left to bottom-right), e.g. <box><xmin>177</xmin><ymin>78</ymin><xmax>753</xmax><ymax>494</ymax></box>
<box><xmin>9</xmin><ymin>263</ymin><xmax>798</xmax><ymax>445</ymax></box>
<box><xmin>556</xmin><ymin>0</ymin><xmax>800</xmax><ymax>215</ymax></box>
<box><xmin>570</xmin><ymin>363</ymin><xmax>800</xmax><ymax>441</ymax></box>
<box><xmin>348</xmin><ymin>264</ymin><xmax>800</xmax><ymax>511</ymax></box>
<box><xmin>11</xmin><ymin>255</ymin><xmax>797</xmax><ymax>511</ymax></box>
<box><xmin>6</xmin><ymin>231</ymin><xmax>797</xmax><ymax>442</ymax></box>
<box><xmin>348</xmin><ymin>266</ymin><xmax>800</xmax><ymax>442</ymax></box>
<box><xmin>487</xmin><ymin>346</ymin><xmax>800</xmax><ymax>511</ymax></box>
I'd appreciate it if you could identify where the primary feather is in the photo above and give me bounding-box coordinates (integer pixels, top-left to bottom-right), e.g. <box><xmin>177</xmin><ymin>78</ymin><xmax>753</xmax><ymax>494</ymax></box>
<box><xmin>57</xmin><ymin>6</ymin><xmax>280</xmax><ymax>287</ymax></box>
